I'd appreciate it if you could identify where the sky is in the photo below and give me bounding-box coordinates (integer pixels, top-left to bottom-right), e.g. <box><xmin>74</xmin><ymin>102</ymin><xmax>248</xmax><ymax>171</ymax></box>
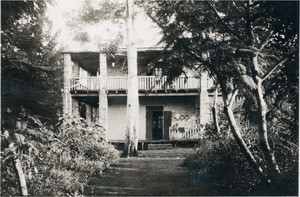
<box><xmin>46</xmin><ymin>0</ymin><xmax>163</xmax><ymax>51</ymax></box>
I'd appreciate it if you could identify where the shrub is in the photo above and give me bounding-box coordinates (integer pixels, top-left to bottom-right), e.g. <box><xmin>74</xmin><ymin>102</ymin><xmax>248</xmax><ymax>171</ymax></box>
<box><xmin>55</xmin><ymin>115</ymin><xmax>119</xmax><ymax>171</ymax></box>
<box><xmin>29</xmin><ymin>169</ymin><xmax>84</xmax><ymax>196</ymax></box>
<box><xmin>183</xmin><ymin>114</ymin><xmax>298</xmax><ymax>195</ymax></box>
<box><xmin>184</xmin><ymin>129</ymin><xmax>258</xmax><ymax>195</ymax></box>
<box><xmin>1</xmin><ymin>114</ymin><xmax>119</xmax><ymax>196</ymax></box>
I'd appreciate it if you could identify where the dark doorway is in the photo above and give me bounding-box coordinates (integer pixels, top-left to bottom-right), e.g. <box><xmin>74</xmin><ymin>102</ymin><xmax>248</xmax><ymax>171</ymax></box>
<box><xmin>146</xmin><ymin>106</ymin><xmax>164</xmax><ymax>140</ymax></box>
<box><xmin>152</xmin><ymin>111</ymin><xmax>163</xmax><ymax>140</ymax></box>
<box><xmin>79</xmin><ymin>101</ymin><xmax>87</xmax><ymax>119</ymax></box>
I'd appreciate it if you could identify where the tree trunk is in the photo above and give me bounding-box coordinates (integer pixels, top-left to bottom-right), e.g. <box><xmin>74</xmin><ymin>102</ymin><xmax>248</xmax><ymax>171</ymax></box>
<box><xmin>218</xmin><ymin>83</ymin><xmax>268</xmax><ymax>183</ymax></box>
<box><xmin>253</xmin><ymin>55</ymin><xmax>281</xmax><ymax>177</ymax></box>
<box><xmin>212</xmin><ymin>85</ymin><xmax>220</xmax><ymax>133</ymax></box>
<box><xmin>256</xmin><ymin>79</ymin><xmax>281</xmax><ymax>176</ymax></box>
<box><xmin>124</xmin><ymin>0</ymin><xmax>139</xmax><ymax>157</ymax></box>
<box><xmin>14</xmin><ymin>157</ymin><xmax>28</xmax><ymax>196</ymax></box>
<box><xmin>223</xmin><ymin>104</ymin><xmax>268</xmax><ymax>182</ymax></box>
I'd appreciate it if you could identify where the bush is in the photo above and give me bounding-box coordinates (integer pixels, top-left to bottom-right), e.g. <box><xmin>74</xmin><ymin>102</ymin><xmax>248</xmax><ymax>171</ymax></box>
<box><xmin>29</xmin><ymin>169</ymin><xmax>85</xmax><ymax>196</ymax></box>
<box><xmin>183</xmin><ymin>116</ymin><xmax>298</xmax><ymax>195</ymax></box>
<box><xmin>1</xmin><ymin>114</ymin><xmax>119</xmax><ymax>196</ymax></box>
<box><xmin>55</xmin><ymin>115</ymin><xmax>119</xmax><ymax>172</ymax></box>
<box><xmin>184</xmin><ymin>130</ymin><xmax>258</xmax><ymax>195</ymax></box>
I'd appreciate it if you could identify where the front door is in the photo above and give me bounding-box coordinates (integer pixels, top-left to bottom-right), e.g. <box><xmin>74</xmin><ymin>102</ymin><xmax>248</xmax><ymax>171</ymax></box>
<box><xmin>152</xmin><ymin>111</ymin><xmax>163</xmax><ymax>140</ymax></box>
<box><xmin>146</xmin><ymin>106</ymin><xmax>164</xmax><ymax>140</ymax></box>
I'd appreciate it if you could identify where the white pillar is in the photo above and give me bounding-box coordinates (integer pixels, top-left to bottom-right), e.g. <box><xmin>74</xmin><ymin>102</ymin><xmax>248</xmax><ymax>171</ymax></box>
<box><xmin>63</xmin><ymin>53</ymin><xmax>72</xmax><ymax>115</ymax></box>
<box><xmin>72</xmin><ymin>98</ymin><xmax>80</xmax><ymax>117</ymax></box>
<box><xmin>99</xmin><ymin>53</ymin><xmax>108</xmax><ymax>139</ymax></box>
<box><xmin>86</xmin><ymin>104</ymin><xmax>92</xmax><ymax>123</ymax></box>
<box><xmin>199</xmin><ymin>72</ymin><xmax>211</xmax><ymax>126</ymax></box>
<box><xmin>91</xmin><ymin>106</ymin><xmax>97</xmax><ymax>122</ymax></box>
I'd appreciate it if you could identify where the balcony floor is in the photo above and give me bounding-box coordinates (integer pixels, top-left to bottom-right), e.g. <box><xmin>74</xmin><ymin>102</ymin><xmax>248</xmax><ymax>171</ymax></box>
<box><xmin>71</xmin><ymin>88</ymin><xmax>202</xmax><ymax>97</ymax></box>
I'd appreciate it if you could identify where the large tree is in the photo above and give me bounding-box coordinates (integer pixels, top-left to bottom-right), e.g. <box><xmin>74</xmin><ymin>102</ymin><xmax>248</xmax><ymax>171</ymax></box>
<box><xmin>141</xmin><ymin>0</ymin><xmax>298</xmax><ymax>186</ymax></box>
<box><xmin>124</xmin><ymin>0</ymin><xmax>139</xmax><ymax>156</ymax></box>
<box><xmin>1</xmin><ymin>1</ymin><xmax>62</xmax><ymax>195</ymax></box>
<box><xmin>1</xmin><ymin>0</ymin><xmax>63</xmax><ymax>126</ymax></box>
<box><xmin>66</xmin><ymin>0</ymin><xmax>139</xmax><ymax>156</ymax></box>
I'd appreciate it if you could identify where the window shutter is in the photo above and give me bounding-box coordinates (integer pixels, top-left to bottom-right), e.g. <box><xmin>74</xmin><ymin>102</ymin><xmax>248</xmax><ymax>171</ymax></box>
<box><xmin>164</xmin><ymin>111</ymin><xmax>172</xmax><ymax>139</ymax></box>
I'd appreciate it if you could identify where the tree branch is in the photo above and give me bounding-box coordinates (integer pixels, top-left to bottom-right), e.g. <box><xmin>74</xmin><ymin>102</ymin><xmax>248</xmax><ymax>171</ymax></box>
<box><xmin>8</xmin><ymin>59</ymin><xmax>61</xmax><ymax>72</ymax></box>
<box><xmin>261</xmin><ymin>57</ymin><xmax>288</xmax><ymax>82</ymax></box>
<box><xmin>146</xmin><ymin>12</ymin><xmax>165</xmax><ymax>33</ymax></box>
<box><xmin>229</xmin><ymin>88</ymin><xmax>239</xmax><ymax>107</ymax></box>
<box><xmin>246</xmin><ymin>1</ymin><xmax>255</xmax><ymax>45</ymax></box>
<box><xmin>238</xmin><ymin>47</ymin><xmax>259</xmax><ymax>53</ymax></box>
<box><xmin>232</xmin><ymin>1</ymin><xmax>246</xmax><ymax>15</ymax></box>
<box><xmin>262</xmin><ymin>50</ymin><xmax>298</xmax><ymax>82</ymax></box>
<box><xmin>237</xmin><ymin>0</ymin><xmax>247</xmax><ymax>10</ymax></box>
<box><xmin>34</xmin><ymin>65</ymin><xmax>62</xmax><ymax>72</ymax></box>
<box><xmin>258</xmin><ymin>30</ymin><xmax>273</xmax><ymax>51</ymax></box>
<box><xmin>205</xmin><ymin>1</ymin><xmax>245</xmax><ymax>42</ymax></box>
<box><xmin>146</xmin><ymin>11</ymin><xmax>213</xmax><ymax>69</ymax></box>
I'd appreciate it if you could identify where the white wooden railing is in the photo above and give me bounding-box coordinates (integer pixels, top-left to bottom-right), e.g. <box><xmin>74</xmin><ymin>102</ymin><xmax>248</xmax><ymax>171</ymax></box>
<box><xmin>70</xmin><ymin>77</ymin><xmax>99</xmax><ymax>91</ymax></box>
<box><xmin>107</xmin><ymin>76</ymin><xmax>127</xmax><ymax>90</ymax></box>
<box><xmin>169</xmin><ymin>127</ymin><xmax>203</xmax><ymax>140</ymax></box>
<box><xmin>138</xmin><ymin>76</ymin><xmax>200</xmax><ymax>90</ymax></box>
<box><xmin>70</xmin><ymin>76</ymin><xmax>202</xmax><ymax>91</ymax></box>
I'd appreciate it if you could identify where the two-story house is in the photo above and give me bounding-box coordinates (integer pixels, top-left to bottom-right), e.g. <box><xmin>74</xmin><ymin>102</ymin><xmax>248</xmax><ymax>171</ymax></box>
<box><xmin>62</xmin><ymin>47</ymin><xmax>216</xmax><ymax>145</ymax></box>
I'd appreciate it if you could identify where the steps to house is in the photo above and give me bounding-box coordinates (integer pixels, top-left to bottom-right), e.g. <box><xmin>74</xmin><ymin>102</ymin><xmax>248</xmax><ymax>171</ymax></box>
<box><xmin>111</xmin><ymin>140</ymin><xmax>200</xmax><ymax>151</ymax></box>
<box><xmin>147</xmin><ymin>143</ymin><xmax>173</xmax><ymax>150</ymax></box>
<box><xmin>138</xmin><ymin>148</ymin><xmax>195</xmax><ymax>159</ymax></box>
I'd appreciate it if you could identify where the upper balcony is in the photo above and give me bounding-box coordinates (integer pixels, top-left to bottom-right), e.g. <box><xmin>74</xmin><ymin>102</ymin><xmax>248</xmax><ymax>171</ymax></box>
<box><xmin>69</xmin><ymin>76</ymin><xmax>205</xmax><ymax>95</ymax></box>
<box><xmin>64</xmin><ymin>50</ymin><xmax>214</xmax><ymax>96</ymax></box>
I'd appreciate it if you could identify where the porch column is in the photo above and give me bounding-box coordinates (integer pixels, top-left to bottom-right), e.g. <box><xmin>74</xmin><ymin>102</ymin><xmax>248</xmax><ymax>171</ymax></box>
<box><xmin>99</xmin><ymin>53</ymin><xmax>108</xmax><ymax>139</ymax></box>
<box><xmin>72</xmin><ymin>98</ymin><xmax>80</xmax><ymax>117</ymax></box>
<box><xmin>86</xmin><ymin>104</ymin><xmax>92</xmax><ymax>123</ymax></box>
<box><xmin>92</xmin><ymin>106</ymin><xmax>98</xmax><ymax>122</ymax></box>
<box><xmin>199</xmin><ymin>72</ymin><xmax>211</xmax><ymax>126</ymax></box>
<box><xmin>63</xmin><ymin>53</ymin><xmax>72</xmax><ymax>115</ymax></box>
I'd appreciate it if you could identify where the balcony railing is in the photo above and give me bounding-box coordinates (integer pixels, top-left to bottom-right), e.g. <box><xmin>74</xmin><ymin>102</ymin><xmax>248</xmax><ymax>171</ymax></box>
<box><xmin>107</xmin><ymin>76</ymin><xmax>128</xmax><ymax>90</ymax></box>
<box><xmin>138</xmin><ymin>76</ymin><xmax>200</xmax><ymax>90</ymax></box>
<box><xmin>70</xmin><ymin>77</ymin><xmax>99</xmax><ymax>91</ymax></box>
<box><xmin>70</xmin><ymin>76</ymin><xmax>201</xmax><ymax>92</ymax></box>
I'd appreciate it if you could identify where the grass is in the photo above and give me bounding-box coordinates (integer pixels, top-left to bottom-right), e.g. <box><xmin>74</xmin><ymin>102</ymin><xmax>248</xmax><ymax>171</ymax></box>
<box><xmin>85</xmin><ymin>148</ymin><xmax>215</xmax><ymax>196</ymax></box>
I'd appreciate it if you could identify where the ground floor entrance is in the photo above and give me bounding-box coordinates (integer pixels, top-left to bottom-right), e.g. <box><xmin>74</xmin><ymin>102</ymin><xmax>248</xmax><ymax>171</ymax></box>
<box><xmin>71</xmin><ymin>95</ymin><xmax>207</xmax><ymax>141</ymax></box>
<box><xmin>146</xmin><ymin>106</ymin><xmax>172</xmax><ymax>141</ymax></box>
<box><xmin>152</xmin><ymin>111</ymin><xmax>163</xmax><ymax>140</ymax></box>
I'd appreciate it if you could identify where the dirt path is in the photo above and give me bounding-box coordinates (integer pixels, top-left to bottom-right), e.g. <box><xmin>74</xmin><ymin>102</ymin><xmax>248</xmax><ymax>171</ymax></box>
<box><xmin>85</xmin><ymin>148</ymin><xmax>213</xmax><ymax>196</ymax></box>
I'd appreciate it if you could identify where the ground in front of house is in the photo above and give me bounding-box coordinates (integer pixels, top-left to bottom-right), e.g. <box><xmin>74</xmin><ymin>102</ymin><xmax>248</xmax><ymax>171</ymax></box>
<box><xmin>85</xmin><ymin>148</ymin><xmax>216</xmax><ymax>196</ymax></box>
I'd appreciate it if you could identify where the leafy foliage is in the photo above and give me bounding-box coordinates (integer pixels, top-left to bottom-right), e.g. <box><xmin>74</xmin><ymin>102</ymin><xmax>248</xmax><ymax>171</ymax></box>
<box><xmin>141</xmin><ymin>0</ymin><xmax>298</xmax><ymax>188</ymax></box>
<box><xmin>79</xmin><ymin>0</ymin><xmax>125</xmax><ymax>23</ymax></box>
<box><xmin>184</xmin><ymin>117</ymin><xmax>298</xmax><ymax>195</ymax></box>
<box><xmin>1</xmin><ymin>1</ymin><xmax>120</xmax><ymax>195</ymax></box>
<box><xmin>1</xmin><ymin>2</ymin><xmax>64</xmax><ymax>194</ymax></box>
<box><xmin>1</xmin><ymin>0</ymin><xmax>63</xmax><ymax>127</ymax></box>
<box><xmin>29</xmin><ymin>115</ymin><xmax>119</xmax><ymax>196</ymax></box>
<box><xmin>1</xmin><ymin>114</ymin><xmax>119</xmax><ymax>196</ymax></box>
<box><xmin>55</xmin><ymin>115</ymin><xmax>119</xmax><ymax>170</ymax></box>
<box><xmin>184</xmin><ymin>135</ymin><xmax>257</xmax><ymax>195</ymax></box>
<box><xmin>65</xmin><ymin>0</ymin><xmax>125</xmax><ymax>55</ymax></box>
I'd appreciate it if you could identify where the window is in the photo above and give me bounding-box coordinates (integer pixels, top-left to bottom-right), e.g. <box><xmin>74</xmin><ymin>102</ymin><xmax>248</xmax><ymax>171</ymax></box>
<box><xmin>154</xmin><ymin>67</ymin><xmax>162</xmax><ymax>77</ymax></box>
<box><xmin>79</xmin><ymin>101</ymin><xmax>86</xmax><ymax>119</ymax></box>
<box><xmin>147</xmin><ymin>64</ymin><xmax>162</xmax><ymax>77</ymax></box>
